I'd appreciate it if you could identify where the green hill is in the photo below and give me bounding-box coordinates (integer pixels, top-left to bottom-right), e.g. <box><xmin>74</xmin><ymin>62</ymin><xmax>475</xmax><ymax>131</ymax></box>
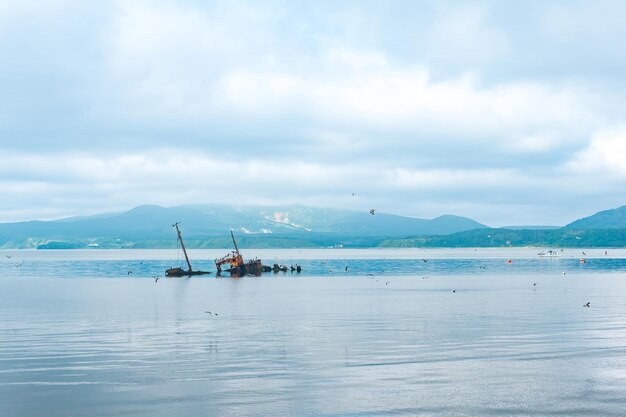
<box><xmin>564</xmin><ymin>206</ymin><xmax>626</xmax><ymax>229</ymax></box>
<box><xmin>0</xmin><ymin>204</ymin><xmax>487</xmax><ymax>249</ymax></box>
<box><xmin>379</xmin><ymin>228</ymin><xmax>626</xmax><ymax>248</ymax></box>
<box><xmin>4</xmin><ymin>204</ymin><xmax>626</xmax><ymax>249</ymax></box>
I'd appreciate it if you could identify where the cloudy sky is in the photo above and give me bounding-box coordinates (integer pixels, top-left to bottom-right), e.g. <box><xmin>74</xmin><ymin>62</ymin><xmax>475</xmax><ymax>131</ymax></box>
<box><xmin>1</xmin><ymin>0</ymin><xmax>625</xmax><ymax>226</ymax></box>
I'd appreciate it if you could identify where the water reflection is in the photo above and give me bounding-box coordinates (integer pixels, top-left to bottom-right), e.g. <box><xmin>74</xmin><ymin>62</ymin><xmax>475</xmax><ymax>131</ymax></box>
<box><xmin>3</xmin><ymin>254</ymin><xmax>626</xmax><ymax>279</ymax></box>
<box><xmin>2</xmin><ymin>250</ymin><xmax>626</xmax><ymax>416</ymax></box>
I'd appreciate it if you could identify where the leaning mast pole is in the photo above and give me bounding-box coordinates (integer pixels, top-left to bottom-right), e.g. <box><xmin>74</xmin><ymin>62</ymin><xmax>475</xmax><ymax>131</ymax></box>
<box><xmin>174</xmin><ymin>222</ymin><xmax>192</xmax><ymax>272</ymax></box>
<box><xmin>230</xmin><ymin>229</ymin><xmax>240</xmax><ymax>257</ymax></box>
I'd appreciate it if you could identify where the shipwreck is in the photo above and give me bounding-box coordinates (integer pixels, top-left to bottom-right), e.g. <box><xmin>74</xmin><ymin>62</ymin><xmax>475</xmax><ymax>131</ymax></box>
<box><xmin>165</xmin><ymin>222</ymin><xmax>212</xmax><ymax>277</ymax></box>
<box><xmin>215</xmin><ymin>231</ymin><xmax>266</xmax><ymax>277</ymax></box>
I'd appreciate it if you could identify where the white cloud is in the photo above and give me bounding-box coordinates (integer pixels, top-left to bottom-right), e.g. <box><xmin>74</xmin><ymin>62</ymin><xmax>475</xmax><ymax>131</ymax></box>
<box><xmin>566</xmin><ymin>127</ymin><xmax>626</xmax><ymax>177</ymax></box>
<box><xmin>2</xmin><ymin>148</ymin><xmax>624</xmax><ymax>227</ymax></box>
<box><xmin>98</xmin><ymin>1</ymin><xmax>607</xmax><ymax>150</ymax></box>
<box><xmin>384</xmin><ymin>167</ymin><xmax>518</xmax><ymax>190</ymax></box>
<box><xmin>425</xmin><ymin>4</ymin><xmax>511</xmax><ymax>67</ymax></box>
<box><xmin>1</xmin><ymin>1</ymin><xmax>626</xmax><ymax>226</ymax></box>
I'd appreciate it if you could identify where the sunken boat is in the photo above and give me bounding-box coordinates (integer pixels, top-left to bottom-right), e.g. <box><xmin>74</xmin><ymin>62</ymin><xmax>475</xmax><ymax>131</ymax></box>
<box><xmin>215</xmin><ymin>231</ymin><xmax>265</xmax><ymax>277</ymax></box>
<box><xmin>165</xmin><ymin>222</ymin><xmax>212</xmax><ymax>277</ymax></box>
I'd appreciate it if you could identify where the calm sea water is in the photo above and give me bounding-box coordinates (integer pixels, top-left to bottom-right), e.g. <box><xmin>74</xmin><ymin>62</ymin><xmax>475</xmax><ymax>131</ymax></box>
<box><xmin>2</xmin><ymin>248</ymin><xmax>626</xmax><ymax>416</ymax></box>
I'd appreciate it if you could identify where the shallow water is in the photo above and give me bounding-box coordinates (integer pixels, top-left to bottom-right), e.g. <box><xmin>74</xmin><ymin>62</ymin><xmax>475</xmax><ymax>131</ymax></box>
<box><xmin>2</xmin><ymin>248</ymin><xmax>626</xmax><ymax>279</ymax></box>
<box><xmin>1</xmin><ymin>249</ymin><xmax>626</xmax><ymax>416</ymax></box>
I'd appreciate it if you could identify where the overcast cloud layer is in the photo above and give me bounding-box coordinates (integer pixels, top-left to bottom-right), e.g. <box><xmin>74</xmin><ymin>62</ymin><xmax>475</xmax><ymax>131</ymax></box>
<box><xmin>1</xmin><ymin>0</ymin><xmax>625</xmax><ymax>226</ymax></box>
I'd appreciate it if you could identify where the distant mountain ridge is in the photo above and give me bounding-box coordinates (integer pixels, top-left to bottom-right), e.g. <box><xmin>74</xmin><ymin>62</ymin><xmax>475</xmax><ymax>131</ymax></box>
<box><xmin>0</xmin><ymin>204</ymin><xmax>487</xmax><ymax>249</ymax></box>
<box><xmin>563</xmin><ymin>205</ymin><xmax>626</xmax><ymax>229</ymax></box>
<box><xmin>381</xmin><ymin>204</ymin><xmax>626</xmax><ymax>247</ymax></box>
<box><xmin>2</xmin><ymin>203</ymin><xmax>625</xmax><ymax>249</ymax></box>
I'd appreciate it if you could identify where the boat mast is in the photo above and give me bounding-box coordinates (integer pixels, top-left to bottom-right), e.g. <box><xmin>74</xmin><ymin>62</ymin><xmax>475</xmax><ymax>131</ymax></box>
<box><xmin>230</xmin><ymin>230</ymin><xmax>240</xmax><ymax>256</ymax></box>
<box><xmin>173</xmin><ymin>222</ymin><xmax>192</xmax><ymax>272</ymax></box>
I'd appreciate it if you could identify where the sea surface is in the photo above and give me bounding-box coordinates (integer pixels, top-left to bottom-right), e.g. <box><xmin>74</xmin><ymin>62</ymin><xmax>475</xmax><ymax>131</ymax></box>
<box><xmin>2</xmin><ymin>248</ymin><xmax>626</xmax><ymax>416</ymax></box>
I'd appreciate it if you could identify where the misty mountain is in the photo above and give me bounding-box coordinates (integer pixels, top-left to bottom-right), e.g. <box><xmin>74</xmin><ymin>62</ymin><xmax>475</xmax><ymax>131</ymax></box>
<box><xmin>0</xmin><ymin>204</ymin><xmax>487</xmax><ymax>249</ymax></box>
<box><xmin>2</xmin><ymin>203</ymin><xmax>626</xmax><ymax>249</ymax></box>
<box><xmin>499</xmin><ymin>225</ymin><xmax>560</xmax><ymax>230</ymax></box>
<box><xmin>564</xmin><ymin>205</ymin><xmax>626</xmax><ymax>230</ymax></box>
<box><xmin>382</xmin><ymin>204</ymin><xmax>626</xmax><ymax>248</ymax></box>
<box><xmin>380</xmin><ymin>227</ymin><xmax>626</xmax><ymax>248</ymax></box>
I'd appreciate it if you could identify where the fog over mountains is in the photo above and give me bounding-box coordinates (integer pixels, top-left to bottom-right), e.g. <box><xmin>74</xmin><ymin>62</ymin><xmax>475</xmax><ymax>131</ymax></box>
<box><xmin>0</xmin><ymin>204</ymin><xmax>624</xmax><ymax>249</ymax></box>
<box><xmin>0</xmin><ymin>204</ymin><xmax>486</xmax><ymax>249</ymax></box>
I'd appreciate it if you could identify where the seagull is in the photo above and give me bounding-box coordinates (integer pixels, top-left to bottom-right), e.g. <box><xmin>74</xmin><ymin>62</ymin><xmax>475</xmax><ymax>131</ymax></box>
<box><xmin>153</xmin><ymin>276</ymin><xmax>159</xmax><ymax>282</ymax></box>
<box><xmin>369</xmin><ymin>209</ymin><xmax>376</xmax><ymax>215</ymax></box>
<box><xmin>13</xmin><ymin>262</ymin><xmax>23</xmax><ymax>268</ymax></box>
<box><xmin>422</xmin><ymin>259</ymin><xmax>428</xmax><ymax>263</ymax></box>
<box><xmin>127</xmin><ymin>270</ymin><xmax>133</xmax><ymax>275</ymax></box>
<box><xmin>479</xmin><ymin>266</ymin><xmax>486</xmax><ymax>270</ymax></box>
<box><xmin>583</xmin><ymin>302</ymin><xmax>590</xmax><ymax>307</ymax></box>
<box><xmin>5</xmin><ymin>255</ymin><xmax>12</xmax><ymax>259</ymax></box>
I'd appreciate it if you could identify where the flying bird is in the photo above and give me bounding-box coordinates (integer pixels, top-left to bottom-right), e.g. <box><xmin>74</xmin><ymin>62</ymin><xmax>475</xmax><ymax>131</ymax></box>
<box><xmin>153</xmin><ymin>276</ymin><xmax>159</xmax><ymax>282</ymax></box>
<box><xmin>127</xmin><ymin>270</ymin><xmax>133</xmax><ymax>275</ymax></box>
<box><xmin>583</xmin><ymin>302</ymin><xmax>590</xmax><ymax>307</ymax></box>
<box><xmin>369</xmin><ymin>209</ymin><xmax>376</xmax><ymax>215</ymax></box>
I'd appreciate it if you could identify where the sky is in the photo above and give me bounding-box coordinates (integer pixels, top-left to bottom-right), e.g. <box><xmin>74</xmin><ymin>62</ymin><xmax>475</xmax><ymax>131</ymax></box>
<box><xmin>1</xmin><ymin>0</ymin><xmax>625</xmax><ymax>227</ymax></box>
